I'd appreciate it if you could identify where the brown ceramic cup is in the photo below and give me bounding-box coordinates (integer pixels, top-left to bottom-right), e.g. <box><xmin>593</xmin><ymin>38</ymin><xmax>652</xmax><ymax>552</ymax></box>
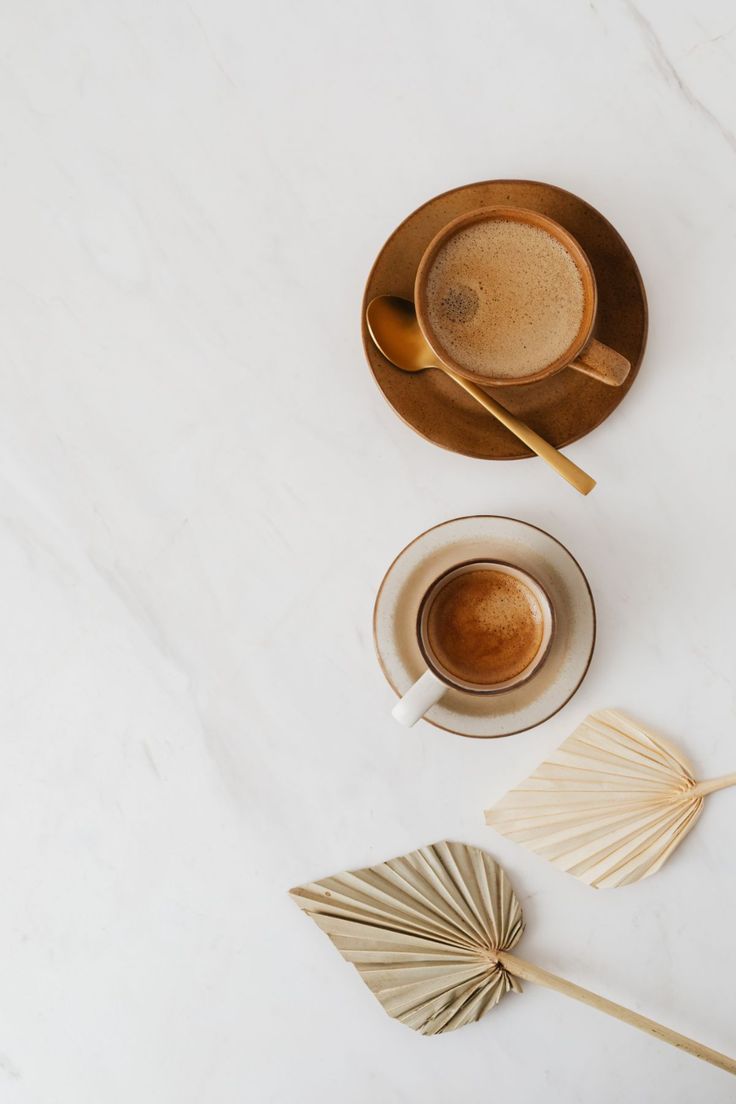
<box><xmin>414</xmin><ymin>205</ymin><xmax>630</xmax><ymax>388</ymax></box>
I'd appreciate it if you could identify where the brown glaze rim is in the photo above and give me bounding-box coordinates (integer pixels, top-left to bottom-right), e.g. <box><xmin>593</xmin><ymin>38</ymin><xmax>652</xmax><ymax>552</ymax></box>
<box><xmin>372</xmin><ymin>515</ymin><xmax>596</xmax><ymax>739</ymax></box>
<box><xmin>361</xmin><ymin>179</ymin><xmax>648</xmax><ymax>461</ymax></box>
<box><xmin>414</xmin><ymin>205</ymin><xmax>598</xmax><ymax>386</ymax></box>
<box><xmin>415</xmin><ymin>558</ymin><xmax>556</xmax><ymax>695</ymax></box>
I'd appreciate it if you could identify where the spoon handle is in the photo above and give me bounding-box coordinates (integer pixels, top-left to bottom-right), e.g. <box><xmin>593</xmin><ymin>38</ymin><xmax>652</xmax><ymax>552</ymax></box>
<box><xmin>442</xmin><ymin>366</ymin><xmax>596</xmax><ymax>496</ymax></box>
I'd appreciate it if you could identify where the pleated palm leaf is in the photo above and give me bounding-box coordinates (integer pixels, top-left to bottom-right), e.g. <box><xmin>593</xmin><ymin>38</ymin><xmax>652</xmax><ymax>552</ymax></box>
<box><xmin>485</xmin><ymin>709</ymin><xmax>736</xmax><ymax>888</ymax></box>
<box><xmin>291</xmin><ymin>840</ymin><xmax>736</xmax><ymax>1074</ymax></box>
<box><xmin>290</xmin><ymin>839</ymin><xmax>523</xmax><ymax>1034</ymax></box>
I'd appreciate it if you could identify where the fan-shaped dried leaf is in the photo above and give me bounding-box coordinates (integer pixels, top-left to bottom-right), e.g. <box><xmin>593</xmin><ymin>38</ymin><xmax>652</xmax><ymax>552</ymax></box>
<box><xmin>485</xmin><ymin>710</ymin><xmax>706</xmax><ymax>888</ymax></box>
<box><xmin>290</xmin><ymin>840</ymin><xmax>524</xmax><ymax>1033</ymax></box>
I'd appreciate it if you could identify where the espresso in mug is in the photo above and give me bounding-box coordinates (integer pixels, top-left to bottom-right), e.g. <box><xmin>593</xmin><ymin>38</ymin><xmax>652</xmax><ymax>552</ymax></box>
<box><xmin>425</xmin><ymin>566</ymin><xmax>544</xmax><ymax>686</ymax></box>
<box><xmin>419</xmin><ymin>561</ymin><xmax>553</xmax><ymax>693</ymax></box>
<box><xmin>424</xmin><ymin>218</ymin><xmax>585</xmax><ymax>381</ymax></box>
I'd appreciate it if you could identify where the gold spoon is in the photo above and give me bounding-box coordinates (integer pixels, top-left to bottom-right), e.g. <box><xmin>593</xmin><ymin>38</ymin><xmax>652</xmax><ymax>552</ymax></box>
<box><xmin>366</xmin><ymin>296</ymin><xmax>596</xmax><ymax>496</ymax></box>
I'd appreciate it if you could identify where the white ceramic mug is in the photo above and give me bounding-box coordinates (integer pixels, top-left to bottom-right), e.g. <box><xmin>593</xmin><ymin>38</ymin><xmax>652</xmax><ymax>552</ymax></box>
<box><xmin>392</xmin><ymin>560</ymin><xmax>555</xmax><ymax>728</ymax></box>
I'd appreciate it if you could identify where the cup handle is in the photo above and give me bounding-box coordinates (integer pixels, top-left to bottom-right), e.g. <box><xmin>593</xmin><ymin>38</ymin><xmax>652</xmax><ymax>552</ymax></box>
<box><xmin>569</xmin><ymin>338</ymin><xmax>631</xmax><ymax>387</ymax></box>
<box><xmin>391</xmin><ymin>669</ymin><xmax>446</xmax><ymax>727</ymax></box>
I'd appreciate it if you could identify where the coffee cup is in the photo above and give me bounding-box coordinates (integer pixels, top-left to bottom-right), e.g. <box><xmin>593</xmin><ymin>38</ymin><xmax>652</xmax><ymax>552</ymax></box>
<box><xmin>414</xmin><ymin>205</ymin><xmax>630</xmax><ymax>388</ymax></box>
<box><xmin>392</xmin><ymin>559</ymin><xmax>555</xmax><ymax>728</ymax></box>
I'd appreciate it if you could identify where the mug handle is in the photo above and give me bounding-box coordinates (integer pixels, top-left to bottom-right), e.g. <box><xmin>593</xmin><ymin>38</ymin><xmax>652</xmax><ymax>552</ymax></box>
<box><xmin>392</xmin><ymin>669</ymin><xmax>446</xmax><ymax>727</ymax></box>
<box><xmin>569</xmin><ymin>338</ymin><xmax>631</xmax><ymax>387</ymax></box>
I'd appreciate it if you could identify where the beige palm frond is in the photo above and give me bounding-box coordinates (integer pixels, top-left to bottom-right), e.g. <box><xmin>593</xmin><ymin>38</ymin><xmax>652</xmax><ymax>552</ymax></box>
<box><xmin>485</xmin><ymin>709</ymin><xmax>736</xmax><ymax>888</ymax></box>
<box><xmin>290</xmin><ymin>840</ymin><xmax>524</xmax><ymax>1034</ymax></box>
<box><xmin>290</xmin><ymin>841</ymin><xmax>736</xmax><ymax>1074</ymax></box>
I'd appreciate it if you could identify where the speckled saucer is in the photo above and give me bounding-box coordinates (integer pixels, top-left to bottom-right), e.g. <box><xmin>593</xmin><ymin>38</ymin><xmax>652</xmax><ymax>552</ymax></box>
<box><xmin>362</xmin><ymin>181</ymin><xmax>647</xmax><ymax>460</ymax></box>
<box><xmin>373</xmin><ymin>517</ymin><xmax>595</xmax><ymax>738</ymax></box>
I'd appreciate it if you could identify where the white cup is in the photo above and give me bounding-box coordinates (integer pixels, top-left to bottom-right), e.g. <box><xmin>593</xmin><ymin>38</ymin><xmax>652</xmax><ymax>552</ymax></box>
<box><xmin>392</xmin><ymin>560</ymin><xmax>555</xmax><ymax>728</ymax></box>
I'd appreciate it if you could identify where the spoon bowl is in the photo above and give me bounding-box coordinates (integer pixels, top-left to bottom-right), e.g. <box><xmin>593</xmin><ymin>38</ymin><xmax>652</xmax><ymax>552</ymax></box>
<box><xmin>366</xmin><ymin>296</ymin><xmax>435</xmax><ymax>372</ymax></box>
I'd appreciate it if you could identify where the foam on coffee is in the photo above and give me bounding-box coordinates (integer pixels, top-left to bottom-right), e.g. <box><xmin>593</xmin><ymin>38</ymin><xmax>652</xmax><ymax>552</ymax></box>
<box><xmin>425</xmin><ymin>568</ymin><xmax>544</xmax><ymax>687</ymax></box>
<box><xmin>424</xmin><ymin>218</ymin><xmax>585</xmax><ymax>379</ymax></box>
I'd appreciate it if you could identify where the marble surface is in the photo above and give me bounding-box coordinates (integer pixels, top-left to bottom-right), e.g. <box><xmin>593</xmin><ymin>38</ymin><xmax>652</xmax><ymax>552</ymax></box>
<box><xmin>1</xmin><ymin>1</ymin><xmax>735</xmax><ymax>1100</ymax></box>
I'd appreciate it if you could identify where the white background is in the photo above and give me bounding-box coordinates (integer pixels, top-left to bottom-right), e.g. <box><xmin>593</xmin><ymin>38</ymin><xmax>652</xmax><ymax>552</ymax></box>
<box><xmin>1</xmin><ymin>1</ymin><xmax>735</xmax><ymax>1101</ymax></box>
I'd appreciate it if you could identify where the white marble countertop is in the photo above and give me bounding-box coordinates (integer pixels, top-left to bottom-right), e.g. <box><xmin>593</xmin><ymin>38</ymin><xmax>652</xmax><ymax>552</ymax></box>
<box><xmin>1</xmin><ymin>1</ymin><xmax>735</xmax><ymax>1100</ymax></box>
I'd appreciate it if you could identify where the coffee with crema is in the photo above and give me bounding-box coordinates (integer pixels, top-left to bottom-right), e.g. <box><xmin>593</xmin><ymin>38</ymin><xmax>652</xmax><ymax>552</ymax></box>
<box><xmin>424</xmin><ymin>567</ymin><xmax>545</xmax><ymax>687</ymax></box>
<box><xmin>424</xmin><ymin>218</ymin><xmax>585</xmax><ymax>380</ymax></box>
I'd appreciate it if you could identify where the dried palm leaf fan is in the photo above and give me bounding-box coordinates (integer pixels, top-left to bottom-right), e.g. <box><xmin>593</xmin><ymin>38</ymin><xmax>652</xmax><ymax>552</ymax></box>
<box><xmin>485</xmin><ymin>709</ymin><xmax>736</xmax><ymax>888</ymax></box>
<box><xmin>290</xmin><ymin>840</ymin><xmax>736</xmax><ymax>1075</ymax></box>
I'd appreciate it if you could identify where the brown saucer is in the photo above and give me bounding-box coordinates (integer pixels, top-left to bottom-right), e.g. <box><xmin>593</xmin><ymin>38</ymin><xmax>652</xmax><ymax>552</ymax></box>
<box><xmin>362</xmin><ymin>180</ymin><xmax>647</xmax><ymax>460</ymax></box>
